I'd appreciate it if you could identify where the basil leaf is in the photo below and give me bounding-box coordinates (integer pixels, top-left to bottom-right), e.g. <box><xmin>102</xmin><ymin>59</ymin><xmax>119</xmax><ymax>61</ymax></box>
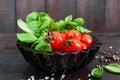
<box><xmin>17</xmin><ymin>33</ymin><xmax>37</xmax><ymax>43</ymax></box>
<box><xmin>64</xmin><ymin>22</ymin><xmax>76</xmax><ymax>30</ymax></box>
<box><xmin>73</xmin><ymin>18</ymin><xmax>85</xmax><ymax>26</ymax></box>
<box><xmin>56</xmin><ymin>20</ymin><xmax>66</xmax><ymax>27</ymax></box>
<box><xmin>35</xmin><ymin>40</ymin><xmax>52</xmax><ymax>52</ymax></box>
<box><xmin>17</xmin><ymin>19</ymin><xmax>34</xmax><ymax>34</ymax></box>
<box><xmin>36</xmin><ymin>21</ymin><xmax>50</xmax><ymax>34</ymax></box>
<box><xmin>65</xmin><ymin>15</ymin><xmax>72</xmax><ymax>22</ymax></box>
<box><xmin>104</xmin><ymin>63</ymin><xmax>120</xmax><ymax>73</ymax></box>
<box><xmin>76</xmin><ymin>26</ymin><xmax>92</xmax><ymax>34</ymax></box>
<box><xmin>28</xmin><ymin>21</ymin><xmax>41</xmax><ymax>31</ymax></box>
<box><xmin>67</xmin><ymin>22</ymin><xmax>77</xmax><ymax>26</ymax></box>
<box><xmin>26</xmin><ymin>12</ymin><xmax>39</xmax><ymax>24</ymax></box>
<box><xmin>49</xmin><ymin>20</ymin><xmax>59</xmax><ymax>31</ymax></box>
<box><xmin>91</xmin><ymin>66</ymin><xmax>104</xmax><ymax>78</ymax></box>
<box><xmin>39</xmin><ymin>12</ymin><xmax>52</xmax><ymax>21</ymax></box>
<box><xmin>34</xmin><ymin>30</ymin><xmax>52</xmax><ymax>52</ymax></box>
<box><xmin>34</xmin><ymin>12</ymin><xmax>53</xmax><ymax>37</ymax></box>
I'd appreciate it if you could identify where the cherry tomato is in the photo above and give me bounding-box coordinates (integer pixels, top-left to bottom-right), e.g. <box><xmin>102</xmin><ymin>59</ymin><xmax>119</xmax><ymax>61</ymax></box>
<box><xmin>65</xmin><ymin>30</ymin><xmax>81</xmax><ymax>40</ymax></box>
<box><xmin>48</xmin><ymin>31</ymin><xmax>65</xmax><ymax>52</ymax></box>
<box><xmin>64</xmin><ymin>39</ymin><xmax>84</xmax><ymax>52</ymax></box>
<box><xmin>81</xmin><ymin>34</ymin><xmax>93</xmax><ymax>48</ymax></box>
<box><xmin>82</xmin><ymin>43</ymin><xmax>87</xmax><ymax>50</ymax></box>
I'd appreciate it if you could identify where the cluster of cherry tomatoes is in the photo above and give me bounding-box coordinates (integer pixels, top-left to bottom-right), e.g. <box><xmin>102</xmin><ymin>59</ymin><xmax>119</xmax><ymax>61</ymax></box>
<box><xmin>46</xmin><ymin>30</ymin><xmax>94</xmax><ymax>52</ymax></box>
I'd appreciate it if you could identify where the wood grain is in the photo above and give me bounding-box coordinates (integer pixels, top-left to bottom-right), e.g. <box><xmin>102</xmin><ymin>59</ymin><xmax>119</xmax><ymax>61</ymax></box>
<box><xmin>45</xmin><ymin>0</ymin><xmax>58</xmax><ymax>21</ymax></box>
<box><xmin>105</xmin><ymin>0</ymin><xmax>120</xmax><ymax>32</ymax></box>
<box><xmin>16</xmin><ymin>0</ymin><xmax>45</xmax><ymax>32</ymax></box>
<box><xmin>77</xmin><ymin>0</ymin><xmax>105</xmax><ymax>33</ymax></box>
<box><xmin>0</xmin><ymin>0</ymin><xmax>16</xmax><ymax>33</ymax></box>
<box><xmin>0</xmin><ymin>0</ymin><xmax>120</xmax><ymax>33</ymax></box>
<box><xmin>57</xmin><ymin>0</ymin><xmax>76</xmax><ymax>21</ymax></box>
<box><xmin>46</xmin><ymin>0</ymin><xmax>76</xmax><ymax>21</ymax></box>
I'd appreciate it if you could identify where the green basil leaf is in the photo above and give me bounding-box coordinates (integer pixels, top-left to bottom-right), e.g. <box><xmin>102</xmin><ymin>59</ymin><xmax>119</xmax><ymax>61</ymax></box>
<box><xmin>26</xmin><ymin>12</ymin><xmax>39</xmax><ymax>24</ymax></box>
<box><xmin>56</xmin><ymin>20</ymin><xmax>66</xmax><ymax>27</ymax></box>
<box><xmin>35</xmin><ymin>40</ymin><xmax>52</xmax><ymax>52</ymax></box>
<box><xmin>65</xmin><ymin>15</ymin><xmax>72</xmax><ymax>22</ymax></box>
<box><xmin>17</xmin><ymin>33</ymin><xmax>37</xmax><ymax>43</ymax></box>
<box><xmin>49</xmin><ymin>20</ymin><xmax>59</xmax><ymax>31</ymax></box>
<box><xmin>104</xmin><ymin>63</ymin><xmax>120</xmax><ymax>73</ymax></box>
<box><xmin>91</xmin><ymin>66</ymin><xmax>104</xmax><ymax>78</ymax></box>
<box><xmin>39</xmin><ymin>12</ymin><xmax>52</xmax><ymax>21</ymax></box>
<box><xmin>76</xmin><ymin>26</ymin><xmax>92</xmax><ymax>34</ymax></box>
<box><xmin>17</xmin><ymin>19</ymin><xmax>34</xmax><ymax>34</ymax></box>
<box><xmin>34</xmin><ymin>12</ymin><xmax>53</xmax><ymax>37</ymax></box>
<box><xmin>28</xmin><ymin>21</ymin><xmax>41</xmax><ymax>31</ymax></box>
<box><xmin>36</xmin><ymin>21</ymin><xmax>50</xmax><ymax>34</ymax></box>
<box><xmin>34</xmin><ymin>30</ymin><xmax>52</xmax><ymax>52</ymax></box>
<box><xmin>67</xmin><ymin>22</ymin><xmax>77</xmax><ymax>26</ymax></box>
<box><xmin>73</xmin><ymin>18</ymin><xmax>85</xmax><ymax>26</ymax></box>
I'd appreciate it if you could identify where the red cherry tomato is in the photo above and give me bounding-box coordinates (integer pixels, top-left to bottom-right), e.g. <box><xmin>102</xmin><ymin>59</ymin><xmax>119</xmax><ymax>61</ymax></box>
<box><xmin>82</xmin><ymin>43</ymin><xmax>87</xmax><ymax>50</ymax></box>
<box><xmin>64</xmin><ymin>39</ymin><xmax>84</xmax><ymax>52</ymax></box>
<box><xmin>48</xmin><ymin>31</ymin><xmax>65</xmax><ymax>52</ymax></box>
<box><xmin>65</xmin><ymin>30</ymin><xmax>81</xmax><ymax>40</ymax></box>
<box><xmin>81</xmin><ymin>34</ymin><xmax>93</xmax><ymax>48</ymax></box>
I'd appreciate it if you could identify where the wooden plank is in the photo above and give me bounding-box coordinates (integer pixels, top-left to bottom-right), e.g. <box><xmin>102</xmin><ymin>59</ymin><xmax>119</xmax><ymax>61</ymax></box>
<box><xmin>45</xmin><ymin>0</ymin><xmax>58</xmax><ymax>21</ymax></box>
<box><xmin>16</xmin><ymin>0</ymin><xmax>45</xmax><ymax>32</ymax></box>
<box><xmin>105</xmin><ymin>0</ymin><xmax>120</xmax><ymax>32</ymax></box>
<box><xmin>0</xmin><ymin>0</ymin><xmax>16</xmax><ymax>33</ymax></box>
<box><xmin>46</xmin><ymin>0</ymin><xmax>76</xmax><ymax>21</ymax></box>
<box><xmin>76</xmin><ymin>0</ymin><xmax>105</xmax><ymax>33</ymax></box>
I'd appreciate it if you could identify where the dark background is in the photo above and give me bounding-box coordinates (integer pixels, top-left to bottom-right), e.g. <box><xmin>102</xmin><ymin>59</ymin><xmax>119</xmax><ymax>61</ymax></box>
<box><xmin>0</xmin><ymin>0</ymin><xmax>120</xmax><ymax>33</ymax></box>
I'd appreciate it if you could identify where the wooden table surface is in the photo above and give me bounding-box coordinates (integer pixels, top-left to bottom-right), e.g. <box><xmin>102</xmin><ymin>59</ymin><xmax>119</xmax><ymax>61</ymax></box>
<box><xmin>0</xmin><ymin>33</ymin><xmax>120</xmax><ymax>80</ymax></box>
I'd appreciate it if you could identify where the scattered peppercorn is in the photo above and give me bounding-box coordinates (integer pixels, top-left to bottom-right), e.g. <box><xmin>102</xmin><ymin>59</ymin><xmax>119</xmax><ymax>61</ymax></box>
<box><xmin>95</xmin><ymin>46</ymin><xmax>120</xmax><ymax>64</ymax></box>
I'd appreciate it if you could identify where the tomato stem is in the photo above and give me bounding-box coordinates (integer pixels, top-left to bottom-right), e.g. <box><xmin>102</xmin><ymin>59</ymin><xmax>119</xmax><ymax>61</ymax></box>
<box><xmin>65</xmin><ymin>39</ymin><xmax>73</xmax><ymax>46</ymax></box>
